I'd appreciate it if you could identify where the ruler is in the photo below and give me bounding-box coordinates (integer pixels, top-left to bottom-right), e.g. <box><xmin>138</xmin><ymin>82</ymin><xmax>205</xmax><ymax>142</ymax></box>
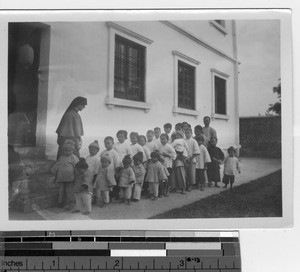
<box><xmin>0</xmin><ymin>231</ymin><xmax>241</xmax><ymax>272</ymax></box>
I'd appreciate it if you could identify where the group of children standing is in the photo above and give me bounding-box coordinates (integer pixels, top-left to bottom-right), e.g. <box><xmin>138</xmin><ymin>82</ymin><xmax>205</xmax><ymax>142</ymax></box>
<box><xmin>51</xmin><ymin>120</ymin><xmax>241</xmax><ymax>215</ymax></box>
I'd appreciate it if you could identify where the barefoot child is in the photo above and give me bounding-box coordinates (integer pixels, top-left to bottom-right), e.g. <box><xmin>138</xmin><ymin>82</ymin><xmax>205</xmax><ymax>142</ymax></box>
<box><xmin>223</xmin><ymin>146</ymin><xmax>241</xmax><ymax>189</ymax></box>
<box><xmin>207</xmin><ymin>137</ymin><xmax>224</xmax><ymax>188</ymax></box>
<box><xmin>119</xmin><ymin>155</ymin><xmax>136</xmax><ymax>205</ymax></box>
<box><xmin>73</xmin><ymin>158</ymin><xmax>93</xmax><ymax>214</ymax></box>
<box><xmin>132</xmin><ymin>152</ymin><xmax>146</xmax><ymax>201</ymax></box>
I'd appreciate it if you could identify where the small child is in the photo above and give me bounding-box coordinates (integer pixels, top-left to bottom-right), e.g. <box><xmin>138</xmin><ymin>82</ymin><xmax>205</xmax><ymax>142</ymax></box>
<box><xmin>153</xmin><ymin>127</ymin><xmax>161</xmax><ymax>148</ymax></box>
<box><xmin>118</xmin><ymin>155</ymin><xmax>136</xmax><ymax>205</ymax></box>
<box><xmin>138</xmin><ymin>135</ymin><xmax>151</xmax><ymax>163</ymax></box>
<box><xmin>130</xmin><ymin>132</ymin><xmax>146</xmax><ymax>159</ymax></box>
<box><xmin>207</xmin><ymin>137</ymin><xmax>224</xmax><ymax>188</ymax></box>
<box><xmin>163</xmin><ymin>123</ymin><xmax>173</xmax><ymax>143</ymax></box>
<box><xmin>145</xmin><ymin>152</ymin><xmax>168</xmax><ymax>200</ymax></box>
<box><xmin>94</xmin><ymin>155</ymin><xmax>117</xmax><ymax>207</ymax></box>
<box><xmin>194</xmin><ymin>125</ymin><xmax>209</xmax><ymax>147</ymax></box>
<box><xmin>185</xmin><ymin>128</ymin><xmax>200</xmax><ymax>191</ymax></box>
<box><xmin>195</xmin><ymin>135</ymin><xmax>211</xmax><ymax>191</ymax></box>
<box><xmin>132</xmin><ymin>152</ymin><xmax>146</xmax><ymax>201</ymax></box>
<box><xmin>158</xmin><ymin>133</ymin><xmax>176</xmax><ymax>196</ymax></box>
<box><xmin>181</xmin><ymin>122</ymin><xmax>189</xmax><ymax>134</ymax></box>
<box><xmin>175</xmin><ymin>122</ymin><xmax>183</xmax><ymax>132</ymax></box>
<box><xmin>73</xmin><ymin>158</ymin><xmax>93</xmax><ymax>214</ymax></box>
<box><xmin>222</xmin><ymin>146</ymin><xmax>241</xmax><ymax>189</ymax></box>
<box><xmin>86</xmin><ymin>140</ymin><xmax>100</xmax><ymax>204</ymax></box>
<box><xmin>145</xmin><ymin>130</ymin><xmax>158</xmax><ymax>152</ymax></box>
<box><xmin>171</xmin><ymin>131</ymin><xmax>189</xmax><ymax>158</ymax></box>
<box><xmin>114</xmin><ymin>130</ymin><xmax>132</xmax><ymax>162</ymax></box>
<box><xmin>51</xmin><ymin>142</ymin><xmax>79</xmax><ymax>209</ymax></box>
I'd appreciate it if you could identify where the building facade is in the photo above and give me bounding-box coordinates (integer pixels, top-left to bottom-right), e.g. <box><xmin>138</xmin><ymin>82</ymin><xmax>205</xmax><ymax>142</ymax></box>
<box><xmin>8</xmin><ymin>20</ymin><xmax>239</xmax><ymax>161</ymax></box>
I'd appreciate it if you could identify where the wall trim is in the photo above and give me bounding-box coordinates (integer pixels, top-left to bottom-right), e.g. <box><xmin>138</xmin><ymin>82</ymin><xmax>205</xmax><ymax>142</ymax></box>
<box><xmin>172</xmin><ymin>50</ymin><xmax>200</xmax><ymax>65</ymax></box>
<box><xmin>161</xmin><ymin>21</ymin><xmax>238</xmax><ymax>64</ymax></box>
<box><xmin>106</xmin><ymin>22</ymin><xmax>154</xmax><ymax>45</ymax></box>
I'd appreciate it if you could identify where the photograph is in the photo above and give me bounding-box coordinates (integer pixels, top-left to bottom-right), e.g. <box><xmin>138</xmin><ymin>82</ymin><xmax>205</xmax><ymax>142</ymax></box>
<box><xmin>1</xmin><ymin>9</ymin><xmax>293</xmax><ymax>229</ymax></box>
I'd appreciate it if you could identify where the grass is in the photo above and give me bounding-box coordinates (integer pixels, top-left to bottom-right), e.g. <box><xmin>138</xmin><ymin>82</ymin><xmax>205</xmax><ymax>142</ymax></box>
<box><xmin>151</xmin><ymin>170</ymin><xmax>282</xmax><ymax>219</ymax></box>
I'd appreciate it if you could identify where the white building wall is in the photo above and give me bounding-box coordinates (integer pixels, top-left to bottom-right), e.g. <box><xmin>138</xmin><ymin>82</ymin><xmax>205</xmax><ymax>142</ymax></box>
<box><xmin>44</xmin><ymin>21</ymin><xmax>238</xmax><ymax>159</ymax></box>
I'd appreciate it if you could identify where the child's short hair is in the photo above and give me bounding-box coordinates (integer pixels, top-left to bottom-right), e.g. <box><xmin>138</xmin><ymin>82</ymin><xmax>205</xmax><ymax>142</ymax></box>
<box><xmin>130</xmin><ymin>132</ymin><xmax>139</xmax><ymax>138</ymax></box>
<box><xmin>133</xmin><ymin>151</ymin><xmax>143</xmax><ymax>162</ymax></box>
<box><xmin>154</xmin><ymin>127</ymin><xmax>161</xmax><ymax>132</ymax></box>
<box><xmin>160</xmin><ymin>133</ymin><xmax>169</xmax><ymax>141</ymax></box>
<box><xmin>204</xmin><ymin>116</ymin><xmax>211</xmax><ymax>121</ymax></box>
<box><xmin>101</xmin><ymin>155</ymin><xmax>111</xmax><ymax>163</ymax></box>
<box><xmin>182</xmin><ymin>121</ymin><xmax>189</xmax><ymax>126</ymax></box>
<box><xmin>210</xmin><ymin>136</ymin><xmax>218</xmax><ymax>142</ymax></box>
<box><xmin>195</xmin><ymin>135</ymin><xmax>204</xmax><ymax>143</ymax></box>
<box><xmin>138</xmin><ymin>135</ymin><xmax>147</xmax><ymax>142</ymax></box>
<box><xmin>194</xmin><ymin>125</ymin><xmax>203</xmax><ymax>132</ymax></box>
<box><xmin>150</xmin><ymin>151</ymin><xmax>160</xmax><ymax>159</ymax></box>
<box><xmin>227</xmin><ymin>146</ymin><xmax>236</xmax><ymax>153</ymax></box>
<box><xmin>122</xmin><ymin>154</ymin><xmax>132</xmax><ymax>165</ymax></box>
<box><xmin>185</xmin><ymin>127</ymin><xmax>192</xmax><ymax>133</ymax></box>
<box><xmin>116</xmin><ymin>130</ymin><xmax>128</xmax><ymax>139</ymax></box>
<box><xmin>104</xmin><ymin>136</ymin><xmax>114</xmax><ymax>143</ymax></box>
<box><xmin>175</xmin><ymin>123</ymin><xmax>183</xmax><ymax>131</ymax></box>
<box><xmin>75</xmin><ymin>158</ymin><xmax>89</xmax><ymax>169</ymax></box>
<box><xmin>175</xmin><ymin>131</ymin><xmax>184</xmax><ymax>139</ymax></box>
<box><xmin>163</xmin><ymin>123</ymin><xmax>172</xmax><ymax>129</ymax></box>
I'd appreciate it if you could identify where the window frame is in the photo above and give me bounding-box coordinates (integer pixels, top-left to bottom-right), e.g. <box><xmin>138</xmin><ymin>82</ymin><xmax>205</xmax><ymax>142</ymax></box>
<box><xmin>106</xmin><ymin>22</ymin><xmax>153</xmax><ymax>112</ymax></box>
<box><xmin>172</xmin><ymin>50</ymin><xmax>201</xmax><ymax>118</ymax></box>
<box><xmin>211</xmin><ymin>68</ymin><xmax>230</xmax><ymax>120</ymax></box>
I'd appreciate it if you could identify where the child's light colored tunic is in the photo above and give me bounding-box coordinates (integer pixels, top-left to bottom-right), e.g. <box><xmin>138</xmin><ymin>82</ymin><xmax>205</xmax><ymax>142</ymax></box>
<box><xmin>100</xmin><ymin>149</ymin><xmax>121</xmax><ymax>170</ymax></box>
<box><xmin>224</xmin><ymin>156</ymin><xmax>240</xmax><ymax>175</ymax></box>
<box><xmin>119</xmin><ymin>167</ymin><xmax>136</xmax><ymax>187</ymax></box>
<box><xmin>185</xmin><ymin>137</ymin><xmax>201</xmax><ymax>163</ymax></box>
<box><xmin>145</xmin><ymin>161</ymin><xmax>168</xmax><ymax>183</ymax></box>
<box><xmin>130</xmin><ymin>143</ymin><xmax>146</xmax><ymax>159</ymax></box>
<box><xmin>142</xmin><ymin>145</ymin><xmax>151</xmax><ymax>162</ymax></box>
<box><xmin>196</xmin><ymin>144</ymin><xmax>211</xmax><ymax>169</ymax></box>
<box><xmin>153</xmin><ymin>138</ymin><xmax>161</xmax><ymax>149</ymax></box>
<box><xmin>86</xmin><ymin>154</ymin><xmax>100</xmax><ymax>175</ymax></box>
<box><xmin>95</xmin><ymin>165</ymin><xmax>117</xmax><ymax>191</ymax></box>
<box><xmin>158</xmin><ymin>143</ymin><xmax>176</xmax><ymax>168</ymax></box>
<box><xmin>146</xmin><ymin>141</ymin><xmax>158</xmax><ymax>152</ymax></box>
<box><xmin>132</xmin><ymin>164</ymin><xmax>146</xmax><ymax>185</ymax></box>
<box><xmin>171</xmin><ymin>138</ymin><xmax>189</xmax><ymax>158</ymax></box>
<box><xmin>114</xmin><ymin>142</ymin><xmax>132</xmax><ymax>162</ymax></box>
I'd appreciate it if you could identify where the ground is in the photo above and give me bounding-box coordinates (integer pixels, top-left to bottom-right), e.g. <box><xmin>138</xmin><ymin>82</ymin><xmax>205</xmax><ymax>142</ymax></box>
<box><xmin>9</xmin><ymin>157</ymin><xmax>282</xmax><ymax>220</ymax></box>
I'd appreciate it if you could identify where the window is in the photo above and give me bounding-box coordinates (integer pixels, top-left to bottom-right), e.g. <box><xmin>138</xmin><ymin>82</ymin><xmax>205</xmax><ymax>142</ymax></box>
<box><xmin>214</xmin><ymin>75</ymin><xmax>226</xmax><ymax>115</ymax></box>
<box><xmin>178</xmin><ymin>61</ymin><xmax>195</xmax><ymax>110</ymax></box>
<box><xmin>114</xmin><ymin>35</ymin><xmax>145</xmax><ymax>102</ymax></box>
<box><xmin>211</xmin><ymin>68</ymin><xmax>229</xmax><ymax>119</ymax></box>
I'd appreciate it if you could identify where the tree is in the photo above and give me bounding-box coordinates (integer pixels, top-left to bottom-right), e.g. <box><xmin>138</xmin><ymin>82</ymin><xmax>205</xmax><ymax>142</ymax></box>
<box><xmin>266</xmin><ymin>79</ymin><xmax>281</xmax><ymax>115</ymax></box>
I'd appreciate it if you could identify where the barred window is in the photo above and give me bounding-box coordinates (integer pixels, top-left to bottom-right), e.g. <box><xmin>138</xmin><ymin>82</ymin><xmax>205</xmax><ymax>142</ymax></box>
<box><xmin>214</xmin><ymin>75</ymin><xmax>227</xmax><ymax>115</ymax></box>
<box><xmin>178</xmin><ymin>60</ymin><xmax>195</xmax><ymax>110</ymax></box>
<box><xmin>114</xmin><ymin>35</ymin><xmax>145</xmax><ymax>102</ymax></box>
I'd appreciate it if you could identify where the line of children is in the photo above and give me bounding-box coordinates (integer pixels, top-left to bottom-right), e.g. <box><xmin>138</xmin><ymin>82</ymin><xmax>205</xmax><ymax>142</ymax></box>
<box><xmin>53</xmin><ymin>121</ymin><xmax>241</xmax><ymax>213</ymax></box>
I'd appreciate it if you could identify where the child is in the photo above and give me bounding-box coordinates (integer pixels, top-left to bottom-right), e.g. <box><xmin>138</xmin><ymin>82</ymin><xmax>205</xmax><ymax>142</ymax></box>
<box><xmin>73</xmin><ymin>158</ymin><xmax>93</xmax><ymax>214</ymax></box>
<box><xmin>195</xmin><ymin>135</ymin><xmax>211</xmax><ymax>191</ymax></box>
<box><xmin>132</xmin><ymin>152</ymin><xmax>146</xmax><ymax>201</ymax></box>
<box><xmin>153</xmin><ymin>127</ymin><xmax>161</xmax><ymax>147</ymax></box>
<box><xmin>86</xmin><ymin>140</ymin><xmax>100</xmax><ymax>204</ymax></box>
<box><xmin>130</xmin><ymin>132</ymin><xmax>146</xmax><ymax>158</ymax></box>
<box><xmin>223</xmin><ymin>146</ymin><xmax>241</xmax><ymax>189</ymax></box>
<box><xmin>138</xmin><ymin>135</ymin><xmax>151</xmax><ymax>163</ymax></box>
<box><xmin>175</xmin><ymin>122</ymin><xmax>183</xmax><ymax>132</ymax></box>
<box><xmin>114</xmin><ymin>130</ymin><xmax>132</xmax><ymax>162</ymax></box>
<box><xmin>51</xmin><ymin>142</ymin><xmax>79</xmax><ymax>209</ymax></box>
<box><xmin>94</xmin><ymin>155</ymin><xmax>117</xmax><ymax>207</ymax></box>
<box><xmin>185</xmin><ymin>128</ymin><xmax>200</xmax><ymax>191</ymax></box>
<box><xmin>119</xmin><ymin>155</ymin><xmax>136</xmax><ymax>205</ymax></box>
<box><xmin>194</xmin><ymin>125</ymin><xmax>209</xmax><ymax>147</ymax></box>
<box><xmin>171</xmin><ymin>131</ymin><xmax>189</xmax><ymax>158</ymax></box>
<box><xmin>145</xmin><ymin>130</ymin><xmax>158</xmax><ymax>152</ymax></box>
<box><xmin>181</xmin><ymin>122</ymin><xmax>189</xmax><ymax>134</ymax></box>
<box><xmin>145</xmin><ymin>152</ymin><xmax>168</xmax><ymax>200</ymax></box>
<box><xmin>163</xmin><ymin>123</ymin><xmax>173</xmax><ymax>143</ymax></box>
<box><xmin>158</xmin><ymin>133</ymin><xmax>176</xmax><ymax>196</ymax></box>
<box><xmin>207</xmin><ymin>137</ymin><xmax>224</xmax><ymax>188</ymax></box>
<box><xmin>100</xmin><ymin>136</ymin><xmax>121</xmax><ymax>170</ymax></box>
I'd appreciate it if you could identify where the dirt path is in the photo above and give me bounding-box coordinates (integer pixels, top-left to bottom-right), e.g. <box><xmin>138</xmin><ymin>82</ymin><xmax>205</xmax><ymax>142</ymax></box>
<box><xmin>11</xmin><ymin>157</ymin><xmax>282</xmax><ymax>220</ymax></box>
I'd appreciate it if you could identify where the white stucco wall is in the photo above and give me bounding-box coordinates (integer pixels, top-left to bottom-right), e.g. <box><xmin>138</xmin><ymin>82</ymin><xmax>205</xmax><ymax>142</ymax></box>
<box><xmin>43</xmin><ymin>21</ymin><xmax>238</xmax><ymax>159</ymax></box>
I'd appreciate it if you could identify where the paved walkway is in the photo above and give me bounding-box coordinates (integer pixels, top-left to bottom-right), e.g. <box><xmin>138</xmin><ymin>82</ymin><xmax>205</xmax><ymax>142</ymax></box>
<box><xmin>11</xmin><ymin>157</ymin><xmax>281</xmax><ymax>220</ymax></box>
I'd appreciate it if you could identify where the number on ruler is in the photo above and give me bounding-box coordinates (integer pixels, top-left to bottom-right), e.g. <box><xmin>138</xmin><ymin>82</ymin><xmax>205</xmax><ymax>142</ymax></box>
<box><xmin>114</xmin><ymin>260</ymin><xmax>120</xmax><ymax>269</ymax></box>
<box><xmin>180</xmin><ymin>260</ymin><xmax>185</xmax><ymax>266</ymax></box>
<box><xmin>52</xmin><ymin>260</ymin><xmax>55</xmax><ymax>267</ymax></box>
